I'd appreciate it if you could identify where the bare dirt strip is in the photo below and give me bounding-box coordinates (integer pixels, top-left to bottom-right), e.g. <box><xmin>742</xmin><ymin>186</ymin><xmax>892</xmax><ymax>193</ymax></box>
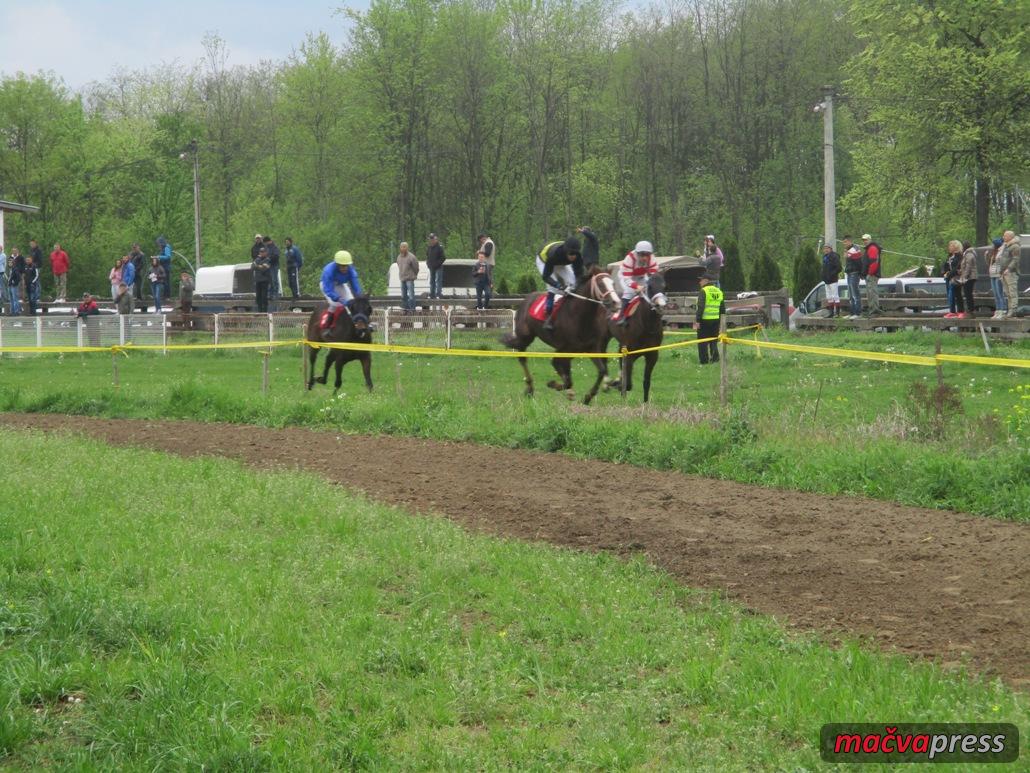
<box><xmin>4</xmin><ymin>413</ymin><xmax>1027</xmax><ymax>687</ymax></box>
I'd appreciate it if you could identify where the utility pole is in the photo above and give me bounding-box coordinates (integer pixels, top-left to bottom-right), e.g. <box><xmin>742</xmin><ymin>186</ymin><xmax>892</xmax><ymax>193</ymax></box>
<box><xmin>188</xmin><ymin>139</ymin><xmax>202</xmax><ymax>268</ymax></box>
<box><xmin>819</xmin><ymin>86</ymin><xmax>836</xmax><ymax>249</ymax></box>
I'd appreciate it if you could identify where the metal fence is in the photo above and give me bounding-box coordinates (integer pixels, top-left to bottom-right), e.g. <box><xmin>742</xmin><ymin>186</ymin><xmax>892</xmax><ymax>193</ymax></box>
<box><xmin>0</xmin><ymin>314</ymin><xmax>167</xmax><ymax>355</ymax></box>
<box><xmin>0</xmin><ymin>309</ymin><xmax>517</xmax><ymax>354</ymax></box>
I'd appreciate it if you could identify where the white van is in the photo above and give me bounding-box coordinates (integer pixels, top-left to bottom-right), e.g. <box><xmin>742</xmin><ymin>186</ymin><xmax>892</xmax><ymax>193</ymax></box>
<box><xmin>795</xmin><ymin>277</ymin><xmax>947</xmax><ymax>316</ymax></box>
<box><xmin>386</xmin><ymin>258</ymin><xmax>479</xmax><ymax>299</ymax></box>
<box><xmin>194</xmin><ymin>263</ymin><xmax>282</xmax><ymax>298</ymax></box>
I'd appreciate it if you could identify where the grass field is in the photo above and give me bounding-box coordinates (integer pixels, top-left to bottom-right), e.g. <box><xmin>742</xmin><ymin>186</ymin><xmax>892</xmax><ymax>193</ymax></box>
<box><xmin>1</xmin><ymin>430</ymin><xmax>1026</xmax><ymax>769</ymax></box>
<box><xmin>0</xmin><ymin>329</ymin><xmax>1027</xmax><ymax>520</ymax></box>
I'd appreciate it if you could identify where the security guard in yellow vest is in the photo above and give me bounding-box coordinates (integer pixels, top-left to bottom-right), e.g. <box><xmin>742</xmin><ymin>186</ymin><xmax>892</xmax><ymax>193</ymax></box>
<box><xmin>694</xmin><ymin>275</ymin><xmax>725</xmax><ymax>365</ymax></box>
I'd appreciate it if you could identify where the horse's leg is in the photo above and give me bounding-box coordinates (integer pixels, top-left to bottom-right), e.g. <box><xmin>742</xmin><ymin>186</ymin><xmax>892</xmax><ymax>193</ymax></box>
<box><xmin>518</xmin><ymin>355</ymin><xmax>534</xmax><ymax>397</ymax></box>
<box><xmin>625</xmin><ymin>354</ymin><xmax>637</xmax><ymax>392</ymax></box>
<box><xmin>361</xmin><ymin>354</ymin><xmax>373</xmax><ymax>392</ymax></box>
<box><xmin>642</xmin><ymin>352</ymin><xmax>658</xmax><ymax>403</ymax></box>
<box><xmin>317</xmin><ymin>351</ymin><xmax>333</xmax><ymax>385</ymax></box>
<box><xmin>547</xmin><ymin>357</ymin><xmax>568</xmax><ymax>391</ymax></box>
<box><xmin>307</xmin><ymin>343</ymin><xmax>320</xmax><ymax>389</ymax></box>
<box><xmin>332</xmin><ymin>356</ymin><xmax>345</xmax><ymax>393</ymax></box>
<box><xmin>583</xmin><ymin>356</ymin><xmax>608</xmax><ymax>405</ymax></box>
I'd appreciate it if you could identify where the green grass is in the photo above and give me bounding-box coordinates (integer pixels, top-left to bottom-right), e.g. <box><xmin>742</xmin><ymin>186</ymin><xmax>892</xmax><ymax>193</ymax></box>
<box><xmin>0</xmin><ymin>328</ymin><xmax>1028</xmax><ymax>520</ymax></box>
<box><xmin>1</xmin><ymin>430</ymin><xmax>1026</xmax><ymax>769</ymax></box>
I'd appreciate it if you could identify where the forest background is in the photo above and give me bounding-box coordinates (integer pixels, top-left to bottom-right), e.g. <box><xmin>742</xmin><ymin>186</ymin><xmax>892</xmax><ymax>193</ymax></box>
<box><xmin>0</xmin><ymin>0</ymin><xmax>1026</xmax><ymax>297</ymax></box>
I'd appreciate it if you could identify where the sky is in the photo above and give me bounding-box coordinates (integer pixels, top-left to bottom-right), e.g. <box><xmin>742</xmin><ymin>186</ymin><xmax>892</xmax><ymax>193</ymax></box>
<box><xmin>0</xmin><ymin>0</ymin><xmax>361</xmax><ymax>90</ymax></box>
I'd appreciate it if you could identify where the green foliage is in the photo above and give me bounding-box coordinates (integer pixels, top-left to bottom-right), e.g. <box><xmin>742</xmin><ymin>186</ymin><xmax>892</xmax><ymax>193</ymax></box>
<box><xmin>720</xmin><ymin>240</ymin><xmax>745</xmax><ymax>293</ymax></box>
<box><xmin>792</xmin><ymin>245</ymin><xmax>822</xmax><ymax>304</ymax></box>
<box><xmin>749</xmin><ymin>250</ymin><xmax>784</xmax><ymax>291</ymax></box>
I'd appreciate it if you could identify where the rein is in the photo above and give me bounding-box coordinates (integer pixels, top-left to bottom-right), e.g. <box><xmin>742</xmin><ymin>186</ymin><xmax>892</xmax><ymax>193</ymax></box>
<box><xmin>564</xmin><ymin>273</ymin><xmax>614</xmax><ymax>306</ymax></box>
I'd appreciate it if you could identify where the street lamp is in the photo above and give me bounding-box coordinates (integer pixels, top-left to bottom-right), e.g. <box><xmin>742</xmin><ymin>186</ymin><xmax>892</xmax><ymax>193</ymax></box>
<box><xmin>180</xmin><ymin>139</ymin><xmax>202</xmax><ymax>269</ymax></box>
<box><xmin>814</xmin><ymin>86</ymin><xmax>836</xmax><ymax>249</ymax></box>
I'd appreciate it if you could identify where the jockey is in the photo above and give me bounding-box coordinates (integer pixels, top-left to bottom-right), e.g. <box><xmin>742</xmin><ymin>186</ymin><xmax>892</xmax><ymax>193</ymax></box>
<box><xmin>537</xmin><ymin>236</ymin><xmax>583</xmax><ymax>330</ymax></box>
<box><xmin>319</xmin><ymin>250</ymin><xmax>364</xmax><ymax>338</ymax></box>
<box><xmin>617</xmin><ymin>240</ymin><xmax>658</xmax><ymax>325</ymax></box>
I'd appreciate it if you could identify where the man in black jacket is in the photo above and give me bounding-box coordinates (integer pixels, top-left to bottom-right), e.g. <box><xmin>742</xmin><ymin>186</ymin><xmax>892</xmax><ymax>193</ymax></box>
<box><xmin>263</xmin><ymin>236</ymin><xmax>281</xmax><ymax>300</ymax></box>
<box><xmin>426</xmin><ymin>233</ymin><xmax>445</xmax><ymax>298</ymax></box>
<box><xmin>253</xmin><ymin>247</ymin><xmax>272</xmax><ymax>313</ymax></box>
<box><xmin>821</xmin><ymin>243</ymin><xmax>842</xmax><ymax>317</ymax></box>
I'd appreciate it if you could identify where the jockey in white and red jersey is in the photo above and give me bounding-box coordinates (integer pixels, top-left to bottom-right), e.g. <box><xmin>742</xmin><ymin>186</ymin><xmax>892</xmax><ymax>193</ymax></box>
<box><xmin>617</xmin><ymin>240</ymin><xmax>658</xmax><ymax>324</ymax></box>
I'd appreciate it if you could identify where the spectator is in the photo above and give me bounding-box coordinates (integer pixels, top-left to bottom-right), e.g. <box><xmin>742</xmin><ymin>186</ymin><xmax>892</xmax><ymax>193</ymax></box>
<box><xmin>179</xmin><ymin>272</ymin><xmax>194</xmax><ymax>315</ymax></box>
<box><xmin>988</xmin><ymin>237</ymin><xmax>1008</xmax><ymax>319</ymax></box>
<box><xmin>997</xmin><ymin>230</ymin><xmax>1021</xmax><ymax>319</ymax></box>
<box><xmin>842</xmin><ymin>235</ymin><xmax>862</xmax><ymax>318</ymax></box>
<box><xmin>77</xmin><ymin>292</ymin><xmax>101</xmax><ymax>346</ymax></box>
<box><xmin>121</xmin><ymin>254</ymin><xmax>136</xmax><ymax>306</ymax></box>
<box><xmin>24</xmin><ymin>256</ymin><xmax>40</xmax><ymax>316</ymax></box>
<box><xmin>115</xmin><ymin>281</ymin><xmax>133</xmax><ymax>315</ymax></box>
<box><xmin>396</xmin><ymin>241</ymin><xmax>419</xmax><ymax>312</ymax></box>
<box><xmin>821</xmin><ymin>242</ymin><xmax>842</xmax><ymax>317</ymax></box>
<box><xmin>28</xmin><ymin>239</ymin><xmax>43</xmax><ymax>277</ymax></box>
<box><xmin>148</xmin><ymin>257</ymin><xmax>166</xmax><ymax>312</ymax></box>
<box><xmin>7</xmin><ymin>250</ymin><xmax>22</xmax><ymax>316</ymax></box>
<box><xmin>941</xmin><ymin>240</ymin><xmax>962</xmax><ymax>315</ymax></box>
<box><xmin>263</xmin><ymin>236</ymin><xmax>281</xmax><ymax>300</ymax></box>
<box><xmin>284</xmin><ymin>237</ymin><xmax>303</xmax><ymax>299</ymax></box>
<box><xmin>154</xmin><ymin>237</ymin><xmax>172</xmax><ymax>290</ymax></box>
<box><xmin>694</xmin><ymin>275</ymin><xmax>724</xmax><ymax>365</ymax></box>
<box><xmin>473</xmin><ymin>251</ymin><xmax>493</xmax><ymax>309</ymax></box>
<box><xmin>109</xmin><ymin>258</ymin><xmax>123</xmax><ymax>300</ymax></box>
<box><xmin>860</xmin><ymin>233</ymin><xmax>882</xmax><ymax>316</ymax></box>
<box><xmin>478</xmin><ymin>233</ymin><xmax>496</xmax><ymax>267</ymax></box>
<box><xmin>14</xmin><ymin>245</ymin><xmax>28</xmax><ymax>303</ymax></box>
<box><xmin>701</xmin><ymin>234</ymin><xmax>724</xmax><ymax>287</ymax></box>
<box><xmin>252</xmin><ymin>246</ymin><xmax>272</xmax><ymax>313</ymax></box>
<box><xmin>0</xmin><ymin>244</ymin><xmax>6</xmax><ymax>314</ymax></box>
<box><xmin>128</xmin><ymin>243</ymin><xmax>146</xmax><ymax>300</ymax></box>
<box><xmin>952</xmin><ymin>241</ymin><xmax>978</xmax><ymax>319</ymax></box>
<box><xmin>251</xmin><ymin>234</ymin><xmax>263</xmax><ymax>262</ymax></box>
<box><xmin>50</xmin><ymin>242</ymin><xmax>70</xmax><ymax>301</ymax></box>
<box><xmin>426</xmin><ymin>233</ymin><xmax>446</xmax><ymax>299</ymax></box>
<box><xmin>10</xmin><ymin>247</ymin><xmax>25</xmax><ymax>304</ymax></box>
<box><xmin>578</xmin><ymin>226</ymin><xmax>600</xmax><ymax>266</ymax></box>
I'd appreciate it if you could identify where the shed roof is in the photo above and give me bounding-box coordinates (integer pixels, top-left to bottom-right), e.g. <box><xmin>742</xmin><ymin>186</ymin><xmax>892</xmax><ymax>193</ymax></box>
<box><xmin>0</xmin><ymin>200</ymin><xmax>41</xmax><ymax>215</ymax></box>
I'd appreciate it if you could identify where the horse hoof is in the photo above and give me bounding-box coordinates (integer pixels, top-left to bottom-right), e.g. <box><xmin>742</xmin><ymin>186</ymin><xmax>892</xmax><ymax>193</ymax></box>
<box><xmin>565</xmin><ymin>390</ymin><xmax>576</xmax><ymax>401</ymax></box>
<box><xmin>315</xmin><ymin>376</ymin><xmax>326</xmax><ymax>384</ymax></box>
<box><xmin>546</xmin><ymin>380</ymin><xmax>564</xmax><ymax>391</ymax></box>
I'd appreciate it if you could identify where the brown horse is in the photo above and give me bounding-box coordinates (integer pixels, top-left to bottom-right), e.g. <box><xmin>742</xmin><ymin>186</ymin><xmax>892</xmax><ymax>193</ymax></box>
<box><xmin>306</xmin><ymin>296</ymin><xmax>374</xmax><ymax>393</ymax></box>
<box><xmin>606</xmin><ymin>272</ymin><xmax>667</xmax><ymax>402</ymax></box>
<box><xmin>502</xmin><ymin>265</ymin><xmax>620</xmax><ymax>404</ymax></box>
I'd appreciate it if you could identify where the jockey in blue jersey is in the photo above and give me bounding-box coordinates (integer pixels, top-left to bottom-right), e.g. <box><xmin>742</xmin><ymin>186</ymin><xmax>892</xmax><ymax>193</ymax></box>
<box><xmin>319</xmin><ymin>250</ymin><xmax>364</xmax><ymax>339</ymax></box>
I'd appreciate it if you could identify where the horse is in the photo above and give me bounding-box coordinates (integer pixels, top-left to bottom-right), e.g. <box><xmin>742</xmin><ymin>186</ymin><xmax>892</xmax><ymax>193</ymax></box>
<box><xmin>605</xmin><ymin>272</ymin><xmax>668</xmax><ymax>402</ymax></box>
<box><xmin>305</xmin><ymin>296</ymin><xmax>374</xmax><ymax>393</ymax></box>
<box><xmin>501</xmin><ymin>264</ymin><xmax>620</xmax><ymax>404</ymax></box>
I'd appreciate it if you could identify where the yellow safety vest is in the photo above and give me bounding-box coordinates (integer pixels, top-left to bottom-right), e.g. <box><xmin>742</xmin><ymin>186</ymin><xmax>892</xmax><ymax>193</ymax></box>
<box><xmin>539</xmin><ymin>242</ymin><xmax>562</xmax><ymax>262</ymax></box>
<box><xmin>701</xmin><ymin>285</ymin><xmax>724</xmax><ymax>320</ymax></box>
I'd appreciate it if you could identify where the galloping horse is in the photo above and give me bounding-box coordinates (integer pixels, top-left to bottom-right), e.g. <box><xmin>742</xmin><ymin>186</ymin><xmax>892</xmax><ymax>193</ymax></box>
<box><xmin>502</xmin><ymin>265</ymin><xmax>620</xmax><ymax>404</ymax></box>
<box><xmin>606</xmin><ymin>272</ymin><xmax>668</xmax><ymax>402</ymax></box>
<box><xmin>305</xmin><ymin>296</ymin><xmax>374</xmax><ymax>393</ymax></box>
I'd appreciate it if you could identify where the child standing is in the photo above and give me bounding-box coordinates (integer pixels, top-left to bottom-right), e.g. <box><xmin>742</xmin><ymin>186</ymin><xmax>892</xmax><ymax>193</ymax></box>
<box><xmin>473</xmin><ymin>251</ymin><xmax>493</xmax><ymax>310</ymax></box>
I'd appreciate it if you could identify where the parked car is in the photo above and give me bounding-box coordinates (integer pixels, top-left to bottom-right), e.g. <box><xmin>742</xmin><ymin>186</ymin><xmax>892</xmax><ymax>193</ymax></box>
<box><xmin>794</xmin><ymin>277</ymin><xmax>949</xmax><ymax>317</ymax></box>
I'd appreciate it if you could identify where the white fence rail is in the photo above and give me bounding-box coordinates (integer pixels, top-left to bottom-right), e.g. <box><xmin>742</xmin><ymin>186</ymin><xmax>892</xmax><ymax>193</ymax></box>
<box><xmin>0</xmin><ymin>309</ymin><xmax>516</xmax><ymax>354</ymax></box>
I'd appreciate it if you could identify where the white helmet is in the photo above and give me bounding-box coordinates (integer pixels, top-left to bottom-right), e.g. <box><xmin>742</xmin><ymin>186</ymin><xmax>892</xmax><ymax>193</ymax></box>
<box><xmin>634</xmin><ymin>240</ymin><xmax>654</xmax><ymax>255</ymax></box>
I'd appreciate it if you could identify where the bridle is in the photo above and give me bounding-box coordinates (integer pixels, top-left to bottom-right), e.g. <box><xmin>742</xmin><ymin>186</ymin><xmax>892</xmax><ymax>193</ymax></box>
<box><xmin>565</xmin><ymin>272</ymin><xmax>619</xmax><ymax>308</ymax></box>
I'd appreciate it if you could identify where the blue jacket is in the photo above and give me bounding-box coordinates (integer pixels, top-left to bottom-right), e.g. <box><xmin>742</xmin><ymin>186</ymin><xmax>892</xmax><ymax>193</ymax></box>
<box><xmin>121</xmin><ymin>260</ymin><xmax>136</xmax><ymax>287</ymax></box>
<box><xmin>158</xmin><ymin>242</ymin><xmax>172</xmax><ymax>273</ymax></box>
<box><xmin>286</xmin><ymin>245</ymin><xmax>303</xmax><ymax>269</ymax></box>
<box><xmin>320</xmin><ymin>262</ymin><xmax>363</xmax><ymax>302</ymax></box>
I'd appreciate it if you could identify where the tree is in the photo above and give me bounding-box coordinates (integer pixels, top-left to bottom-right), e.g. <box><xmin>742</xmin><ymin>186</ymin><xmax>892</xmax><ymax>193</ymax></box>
<box><xmin>845</xmin><ymin>0</ymin><xmax>1030</xmax><ymax>245</ymax></box>
<box><xmin>720</xmin><ymin>239</ymin><xmax>745</xmax><ymax>293</ymax></box>
<box><xmin>792</xmin><ymin>244</ymin><xmax>821</xmax><ymax>303</ymax></box>
<box><xmin>749</xmin><ymin>250</ymin><xmax>783</xmax><ymax>291</ymax></box>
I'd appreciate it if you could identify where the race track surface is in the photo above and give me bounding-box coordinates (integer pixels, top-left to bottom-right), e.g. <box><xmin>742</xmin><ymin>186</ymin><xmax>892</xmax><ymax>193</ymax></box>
<box><xmin>4</xmin><ymin>413</ymin><xmax>1027</xmax><ymax>686</ymax></box>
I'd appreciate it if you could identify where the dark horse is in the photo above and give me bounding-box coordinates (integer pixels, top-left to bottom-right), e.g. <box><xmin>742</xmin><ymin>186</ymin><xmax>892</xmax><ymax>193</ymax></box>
<box><xmin>605</xmin><ymin>272</ymin><xmax>668</xmax><ymax>402</ymax></box>
<box><xmin>502</xmin><ymin>265</ymin><xmax>620</xmax><ymax>404</ymax></box>
<box><xmin>306</xmin><ymin>296</ymin><xmax>374</xmax><ymax>392</ymax></box>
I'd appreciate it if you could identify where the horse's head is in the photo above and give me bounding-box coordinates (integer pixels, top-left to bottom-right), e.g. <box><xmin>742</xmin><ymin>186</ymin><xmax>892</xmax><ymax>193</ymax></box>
<box><xmin>579</xmin><ymin>265</ymin><xmax>621</xmax><ymax>313</ymax></box>
<box><xmin>349</xmin><ymin>296</ymin><xmax>373</xmax><ymax>340</ymax></box>
<box><xmin>647</xmin><ymin>272</ymin><xmax>668</xmax><ymax>315</ymax></box>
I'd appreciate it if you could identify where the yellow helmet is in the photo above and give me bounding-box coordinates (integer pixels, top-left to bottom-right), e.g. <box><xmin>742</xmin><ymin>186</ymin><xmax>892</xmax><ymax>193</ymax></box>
<box><xmin>334</xmin><ymin>250</ymin><xmax>353</xmax><ymax>265</ymax></box>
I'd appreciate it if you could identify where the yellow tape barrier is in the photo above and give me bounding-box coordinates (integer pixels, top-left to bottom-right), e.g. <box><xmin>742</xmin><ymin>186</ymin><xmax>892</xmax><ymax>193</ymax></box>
<box><xmin>1</xmin><ymin>323</ymin><xmax>1026</xmax><ymax>369</ymax></box>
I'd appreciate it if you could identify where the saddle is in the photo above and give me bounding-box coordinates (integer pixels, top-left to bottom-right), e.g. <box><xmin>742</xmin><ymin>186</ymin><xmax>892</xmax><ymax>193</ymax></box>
<box><xmin>611</xmin><ymin>297</ymin><xmax>642</xmax><ymax>322</ymax></box>
<box><xmin>528</xmin><ymin>293</ymin><xmax>566</xmax><ymax>322</ymax></box>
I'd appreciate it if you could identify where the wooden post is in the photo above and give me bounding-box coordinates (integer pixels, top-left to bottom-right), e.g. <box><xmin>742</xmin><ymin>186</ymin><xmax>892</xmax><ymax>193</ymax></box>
<box><xmin>935</xmin><ymin>337</ymin><xmax>944</xmax><ymax>390</ymax></box>
<box><xmin>719</xmin><ymin>316</ymin><xmax>728</xmax><ymax>406</ymax></box>
<box><xmin>112</xmin><ymin>352</ymin><xmax>120</xmax><ymax>388</ymax></box>
<box><xmin>978</xmin><ymin>322</ymin><xmax>991</xmax><ymax>353</ymax></box>
<box><xmin>262</xmin><ymin>351</ymin><xmax>270</xmax><ymax>394</ymax></box>
<box><xmin>620</xmin><ymin>349</ymin><xmax>627</xmax><ymax>398</ymax></box>
<box><xmin>301</xmin><ymin>340</ymin><xmax>309</xmax><ymax>388</ymax></box>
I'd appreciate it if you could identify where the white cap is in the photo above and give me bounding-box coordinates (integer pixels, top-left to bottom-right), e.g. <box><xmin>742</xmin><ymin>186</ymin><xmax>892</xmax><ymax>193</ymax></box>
<box><xmin>706</xmin><ymin>234</ymin><xmax>715</xmax><ymax>240</ymax></box>
<box><xmin>634</xmin><ymin>240</ymin><xmax>654</xmax><ymax>254</ymax></box>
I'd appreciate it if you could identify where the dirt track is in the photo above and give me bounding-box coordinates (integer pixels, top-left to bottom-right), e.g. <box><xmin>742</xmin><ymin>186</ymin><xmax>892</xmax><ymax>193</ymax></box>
<box><xmin>4</xmin><ymin>413</ymin><xmax>1028</xmax><ymax>686</ymax></box>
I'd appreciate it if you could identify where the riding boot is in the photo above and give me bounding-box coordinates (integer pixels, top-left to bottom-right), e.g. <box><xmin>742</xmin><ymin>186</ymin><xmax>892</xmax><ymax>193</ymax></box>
<box><xmin>543</xmin><ymin>292</ymin><xmax>557</xmax><ymax>331</ymax></box>
<box><xmin>618</xmin><ymin>297</ymin><xmax>631</xmax><ymax>326</ymax></box>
